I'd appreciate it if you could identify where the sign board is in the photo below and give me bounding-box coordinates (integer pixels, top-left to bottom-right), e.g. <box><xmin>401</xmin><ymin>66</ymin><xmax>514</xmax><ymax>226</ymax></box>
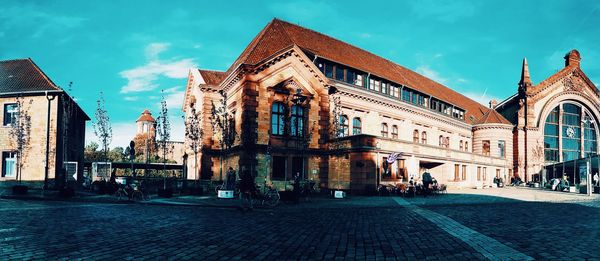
<box><xmin>92</xmin><ymin>162</ymin><xmax>112</xmax><ymax>180</ymax></box>
<box><xmin>334</xmin><ymin>190</ymin><xmax>346</xmax><ymax>199</ymax></box>
<box><xmin>64</xmin><ymin>161</ymin><xmax>78</xmax><ymax>181</ymax></box>
<box><xmin>218</xmin><ymin>190</ymin><xmax>234</xmax><ymax>199</ymax></box>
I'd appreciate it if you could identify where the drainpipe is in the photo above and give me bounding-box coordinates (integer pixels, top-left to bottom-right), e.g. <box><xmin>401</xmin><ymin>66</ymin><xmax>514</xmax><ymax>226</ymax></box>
<box><xmin>44</xmin><ymin>91</ymin><xmax>57</xmax><ymax>190</ymax></box>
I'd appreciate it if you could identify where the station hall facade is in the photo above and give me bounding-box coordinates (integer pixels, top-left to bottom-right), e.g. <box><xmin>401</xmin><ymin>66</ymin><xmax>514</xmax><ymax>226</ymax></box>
<box><xmin>182</xmin><ymin>19</ymin><xmax>599</xmax><ymax>193</ymax></box>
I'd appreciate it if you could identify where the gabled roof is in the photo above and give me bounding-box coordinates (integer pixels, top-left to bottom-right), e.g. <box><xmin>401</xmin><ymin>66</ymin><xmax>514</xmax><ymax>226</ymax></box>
<box><xmin>476</xmin><ymin>108</ymin><xmax>512</xmax><ymax>125</ymax></box>
<box><xmin>136</xmin><ymin>109</ymin><xmax>155</xmax><ymax>123</ymax></box>
<box><xmin>0</xmin><ymin>58</ymin><xmax>60</xmax><ymax>93</ymax></box>
<box><xmin>225</xmin><ymin>18</ymin><xmax>493</xmax><ymax>123</ymax></box>
<box><xmin>198</xmin><ymin>69</ymin><xmax>226</xmax><ymax>86</ymax></box>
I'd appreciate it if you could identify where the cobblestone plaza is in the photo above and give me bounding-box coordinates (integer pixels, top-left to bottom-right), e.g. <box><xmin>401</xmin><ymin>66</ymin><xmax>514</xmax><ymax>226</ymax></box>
<box><xmin>1</xmin><ymin>188</ymin><xmax>599</xmax><ymax>260</ymax></box>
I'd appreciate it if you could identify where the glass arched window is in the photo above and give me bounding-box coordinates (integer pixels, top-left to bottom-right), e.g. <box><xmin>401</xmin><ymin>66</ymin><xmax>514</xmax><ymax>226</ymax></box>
<box><xmin>271</xmin><ymin>102</ymin><xmax>285</xmax><ymax>135</ymax></box>
<box><xmin>291</xmin><ymin>105</ymin><xmax>304</xmax><ymax>137</ymax></box>
<box><xmin>544</xmin><ymin>103</ymin><xmax>597</xmax><ymax>162</ymax></box>
<box><xmin>392</xmin><ymin>125</ymin><xmax>398</xmax><ymax>139</ymax></box>
<box><xmin>381</xmin><ymin>123</ymin><xmax>388</xmax><ymax>138</ymax></box>
<box><xmin>465</xmin><ymin>141</ymin><xmax>469</xmax><ymax>152</ymax></box>
<box><xmin>421</xmin><ymin>131</ymin><xmax>427</xmax><ymax>144</ymax></box>
<box><xmin>413</xmin><ymin>130</ymin><xmax>419</xmax><ymax>143</ymax></box>
<box><xmin>352</xmin><ymin>117</ymin><xmax>361</xmax><ymax>135</ymax></box>
<box><xmin>459</xmin><ymin>140</ymin><xmax>464</xmax><ymax>151</ymax></box>
<box><xmin>339</xmin><ymin>115</ymin><xmax>349</xmax><ymax>137</ymax></box>
<box><xmin>445</xmin><ymin>137</ymin><xmax>450</xmax><ymax>148</ymax></box>
<box><xmin>439</xmin><ymin>135</ymin><xmax>444</xmax><ymax>147</ymax></box>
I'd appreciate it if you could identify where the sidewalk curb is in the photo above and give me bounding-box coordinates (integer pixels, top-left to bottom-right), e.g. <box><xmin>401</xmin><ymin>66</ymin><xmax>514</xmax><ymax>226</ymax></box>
<box><xmin>0</xmin><ymin>195</ymin><xmax>133</xmax><ymax>205</ymax></box>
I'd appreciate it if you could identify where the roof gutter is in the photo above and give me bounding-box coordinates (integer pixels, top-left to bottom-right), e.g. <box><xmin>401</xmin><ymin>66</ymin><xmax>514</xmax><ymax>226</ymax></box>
<box><xmin>0</xmin><ymin>89</ymin><xmax>63</xmax><ymax>98</ymax></box>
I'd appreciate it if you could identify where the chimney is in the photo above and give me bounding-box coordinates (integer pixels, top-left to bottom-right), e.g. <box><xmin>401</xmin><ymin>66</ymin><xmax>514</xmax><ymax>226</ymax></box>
<box><xmin>489</xmin><ymin>99</ymin><xmax>498</xmax><ymax>109</ymax></box>
<box><xmin>564</xmin><ymin>49</ymin><xmax>581</xmax><ymax>68</ymax></box>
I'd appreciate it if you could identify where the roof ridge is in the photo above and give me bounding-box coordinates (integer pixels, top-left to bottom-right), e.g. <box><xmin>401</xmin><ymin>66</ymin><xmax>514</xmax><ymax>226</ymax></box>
<box><xmin>0</xmin><ymin>58</ymin><xmax>31</xmax><ymax>63</ymax></box>
<box><xmin>198</xmin><ymin>69</ymin><xmax>226</xmax><ymax>73</ymax></box>
<box><xmin>26</xmin><ymin>58</ymin><xmax>60</xmax><ymax>91</ymax></box>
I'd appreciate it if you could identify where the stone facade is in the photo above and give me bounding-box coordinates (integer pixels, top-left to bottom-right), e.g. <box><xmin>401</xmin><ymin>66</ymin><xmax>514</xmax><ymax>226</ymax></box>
<box><xmin>181</xmin><ymin>19</ymin><xmax>597</xmax><ymax>194</ymax></box>
<box><xmin>0</xmin><ymin>94</ymin><xmax>87</xmax><ymax>188</ymax></box>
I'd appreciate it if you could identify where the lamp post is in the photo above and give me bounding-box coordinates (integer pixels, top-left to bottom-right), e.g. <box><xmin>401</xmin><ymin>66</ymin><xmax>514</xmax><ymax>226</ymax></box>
<box><xmin>582</xmin><ymin>116</ymin><xmax>595</xmax><ymax>196</ymax></box>
<box><xmin>44</xmin><ymin>91</ymin><xmax>57</xmax><ymax>190</ymax></box>
<box><xmin>290</xmin><ymin>87</ymin><xmax>308</xmax><ymax>181</ymax></box>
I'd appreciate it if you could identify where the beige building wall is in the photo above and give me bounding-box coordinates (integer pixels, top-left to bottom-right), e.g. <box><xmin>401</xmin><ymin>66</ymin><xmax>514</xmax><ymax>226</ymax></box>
<box><xmin>0</xmin><ymin>96</ymin><xmax>59</xmax><ymax>182</ymax></box>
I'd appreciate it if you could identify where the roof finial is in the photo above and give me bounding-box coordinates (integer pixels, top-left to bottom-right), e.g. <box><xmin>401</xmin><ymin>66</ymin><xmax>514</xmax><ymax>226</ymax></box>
<box><xmin>519</xmin><ymin>58</ymin><xmax>532</xmax><ymax>88</ymax></box>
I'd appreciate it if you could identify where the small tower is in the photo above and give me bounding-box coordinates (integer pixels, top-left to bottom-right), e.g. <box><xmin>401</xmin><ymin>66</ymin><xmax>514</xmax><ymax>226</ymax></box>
<box><xmin>136</xmin><ymin>109</ymin><xmax>156</xmax><ymax>137</ymax></box>
<box><xmin>518</xmin><ymin>58</ymin><xmax>533</xmax><ymax>92</ymax></box>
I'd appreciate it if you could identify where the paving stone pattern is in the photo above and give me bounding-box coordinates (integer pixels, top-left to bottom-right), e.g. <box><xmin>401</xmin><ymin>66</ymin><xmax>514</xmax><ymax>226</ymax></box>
<box><xmin>0</xmin><ymin>198</ymin><xmax>484</xmax><ymax>260</ymax></box>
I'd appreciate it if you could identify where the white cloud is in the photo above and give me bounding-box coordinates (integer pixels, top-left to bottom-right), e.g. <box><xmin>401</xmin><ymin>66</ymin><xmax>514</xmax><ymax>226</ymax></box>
<box><xmin>416</xmin><ymin>66</ymin><xmax>448</xmax><ymax>85</ymax></box>
<box><xmin>124</xmin><ymin>96</ymin><xmax>139</xmax><ymax>101</ymax></box>
<box><xmin>0</xmin><ymin>6</ymin><xmax>86</xmax><ymax>38</ymax></box>
<box><xmin>359</xmin><ymin>33</ymin><xmax>371</xmax><ymax>39</ymax></box>
<box><xmin>145</xmin><ymin>42</ymin><xmax>170</xmax><ymax>60</ymax></box>
<box><xmin>119</xmin><ymin>42</ymin><xmax>197</xmax><ymax>93</ymax></box>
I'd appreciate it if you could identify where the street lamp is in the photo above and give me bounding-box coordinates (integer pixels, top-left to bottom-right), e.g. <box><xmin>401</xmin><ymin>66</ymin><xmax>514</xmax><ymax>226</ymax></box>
<box><xmin>44</xmin><ymin>91</ymin><xmax>57</xmax><ymax>190</ymax></box>
<box><xmin>290</xmin><ymin>87</ymin><xmax>308</xmax><ymax>180</ymax></box>
<box><xmin>582</xmin><ymin>116</ymin><xmax>595</xmax><ymax>196</ymax></box>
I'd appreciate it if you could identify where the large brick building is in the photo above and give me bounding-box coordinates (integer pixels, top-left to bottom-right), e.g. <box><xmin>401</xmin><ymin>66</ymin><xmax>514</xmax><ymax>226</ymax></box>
<box><xmin>0</xmin><ymin>58</ymin><xmax>89</xmax><ymax>189</ymax></box>
<box><xmin>182</xmin><ymin>19</ymin><xmax>598</xmax><ymax>193</ymax></box>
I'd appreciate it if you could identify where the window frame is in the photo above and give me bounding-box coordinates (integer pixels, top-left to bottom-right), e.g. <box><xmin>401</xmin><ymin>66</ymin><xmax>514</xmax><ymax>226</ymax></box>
<box><xmin>271</xmin><ymin>102</ymin><xmax>285</xmax><ymax>136</ymax></box>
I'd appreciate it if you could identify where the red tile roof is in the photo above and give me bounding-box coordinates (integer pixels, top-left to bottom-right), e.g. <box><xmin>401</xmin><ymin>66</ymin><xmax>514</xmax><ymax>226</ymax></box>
<box><xmin>225</xmin><ymin>18</ymin><xmax>500</xmax><ymax>124</ymax></box>
<box><xmin>0</xmin><ymin>58</ymin><xmax>59</xmax><ymax>93</ymax></box>
<box><xmin>198</xmin><ymin>69</ymin><xmax>226</xmax><ymax>86</ymax></box>
<box><xmin>476</xmin><ymin>108</ymin><xmax>512</xmax><ymax>125</ymax></box>
<box><xmin>137</xmin><ymin>109</ymin><xmax>155</xmax><ymax>122</ymax></box>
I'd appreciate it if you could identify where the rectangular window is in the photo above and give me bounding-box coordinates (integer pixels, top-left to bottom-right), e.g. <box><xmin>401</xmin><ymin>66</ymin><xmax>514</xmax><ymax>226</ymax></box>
<box><xmin>454</xmin><ymin>164</ymin><xmax>460</xmax><ymax>181</ymax></box>
<box><xmin>355</xmin><ymin>74</ymin><xmax>364</xmax><ymax>87</ymax></box>
<box><xmin>462</xmin><ymin>165</ymin><xmax>467</xmax><ymax>180</ymax></box>
<box><xmin>402</xmin><ymin>88</ymin><xmax>411</xmax><ymax>102</ymax></box>
<box><xmin>374</xmin><ymin>80</ymin><xmax>381</xmax><ymax>92</ymax></box>
<box><xmin>483</xmin><ymin>167</ymin><xmax>487</xmax><ymax>181</ymax></box>
<box><xmin>272</xmin><ymin>156</ymin><xmax>287</xmax><ymax>180</ymax></box>
<box><xmin>498</xmin><ymin>140</ymin><xmax>506</xmax><ymax>158</ymax></box>
<box><xmin>382</xmin><ymin>157</ymin><xmax>391</xmax><ymax>179</ymax></box>
<box><xmin>335</xmin><ymin>66</ymin><xmax>344</xmax><ymax>81</ymax></box>
<box><xmin>496</xmin><ymin>169</ymin><xmax>500</xmax><ymax>178</ymax></box>
<box><xmin>3</xmin><ymin>103</ymin><xmax>18</xmax><ymax>126</ymax></box>
<box><xmin>483</xmin><ymin>140</ymin><xmax>491</xmax><ymax>156</ymax></box>
<box><xmin>324</xmin><ymin>63</ymin><xmax>334</xmax><ymax>78</ymax></box>
<box><xmin>2</xmin><ymin>152</ymin><xmax>16</xmax><ymax>178</ymax></box>
<box><xmin>369</xmin><ymin>79</ymin><xmax>375</xmax><ymax>90</ymax></box>
<box><xmin>477</xmin><ymin>167</ymin><xmax>481</xmax><ymax>181</ymax></box>
<box><xmin>346</xmin><ymin>70</ymin><xmax>356</xmax><ymax>85</ymax></box>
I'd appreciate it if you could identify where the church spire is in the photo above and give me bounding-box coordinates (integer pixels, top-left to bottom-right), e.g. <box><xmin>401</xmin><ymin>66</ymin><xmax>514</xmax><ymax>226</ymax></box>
<box><xmin>518</xmin><ymin>58</ymin><xmax>532</xmax><ymax>91</ymax></box>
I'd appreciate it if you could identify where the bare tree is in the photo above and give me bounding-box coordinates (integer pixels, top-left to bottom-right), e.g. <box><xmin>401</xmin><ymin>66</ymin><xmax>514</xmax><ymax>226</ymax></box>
<box><xmin>211</xmin><ymin>90</ymin><xmax>236</xmax><ymax>180</ymax></box>
<box><xmin>156</xmin><ymin>90</ymin><xmax>171</xmax><ymax>188</ymax></box>
<box><xmin>9</xmin><ymin>97</ymin><xmax>33</xmax><ymax>183</ymax></box>
<box><xmin>185</xmin><ymin>105</ymin><xmax>202</xmax><ymax>184</ymax></box>
<box><xmin>92</xmin><ymin>92</ymin><xmax>112</xmax><ymax>179</ymax></box>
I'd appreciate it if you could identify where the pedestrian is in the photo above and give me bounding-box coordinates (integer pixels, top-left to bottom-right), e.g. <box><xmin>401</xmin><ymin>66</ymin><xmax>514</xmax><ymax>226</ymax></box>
<box><xmin>594</xmin><ymin>172</ymin><xmax>599</xmax><ymax>187</ymax></box>
<box><xmin>293</xmin><ymin>172</ymin><xmax>301</xmax><ymax>203</ymax></box>
<box><xmin>239</xmin><ymin>170</ymin><xmax>255</xmax><ymax>211</ymax></box>
<box><xmin>226</xmin><ymin>167</ymin><xmax>236</xmax><ymax>190</ymax></box>
<box><xmin>422</xmin><ymin>171</ymin><xmax>432</xmax><ymax>197</ymax></box>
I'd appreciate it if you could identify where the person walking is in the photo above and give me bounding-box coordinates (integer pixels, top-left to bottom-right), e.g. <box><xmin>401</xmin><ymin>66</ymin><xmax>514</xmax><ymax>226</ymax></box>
<box><xmin>239</xmin><ymin>170</ymin><xmax>255</xmax><ymax>211</ymax></box>
<box><xmin>293</xmin><ymin>172</ymin><xmax>301</xmax><ymax>203</ymax></box>
<box><xmin>226</xmin><ymin>167</ymin><xmax>236</xmax><ymax>191</ymax></box>
<box><xmin>593</xmin><ymin>172</ymin><xmax>599</xmax><ymax>187</ymax></box>
<box><xmin>422</xmin><ymin>171</ymin><xmax>432</xmax><ymax>197</ymax></box>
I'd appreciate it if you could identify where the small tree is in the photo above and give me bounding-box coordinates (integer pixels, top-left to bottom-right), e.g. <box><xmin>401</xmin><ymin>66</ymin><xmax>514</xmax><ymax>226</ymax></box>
<box><xmin>210</xmin><ymin>90</ymin><xmax>236</xmax><ymax>180</ymax></box>
<box><xmin>156</xmin><ymin>90</ymin><xmax>171</xmax><ymax>188</ymax></box>
<box><xmin>92</xmin><ymin>92</ymin><xmax>112</xmax><ymax>179</ymax></box>
<box><xmin>185</xmin><ymin>105</ymin><xmax>202</xmax><ymax>184</ymax></box>
<box><xmin>9</xmin><ymin>97</ymin><xmax>33</xmax><ymax>183</ymax></box>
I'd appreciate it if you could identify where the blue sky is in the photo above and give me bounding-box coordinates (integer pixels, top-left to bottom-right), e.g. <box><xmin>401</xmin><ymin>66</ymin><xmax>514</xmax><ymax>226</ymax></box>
<box><xmin>1</xmin><ymin>0</ymin><xmax>599</xmax><ymax>148</ymax></box>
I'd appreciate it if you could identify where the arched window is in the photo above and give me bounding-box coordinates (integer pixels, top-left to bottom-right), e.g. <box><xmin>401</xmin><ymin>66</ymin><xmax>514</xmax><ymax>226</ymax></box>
<box><xmin>439</xmin><ymin>135</ymin><xmax>444</xmax><ymax>147</ymax></box>
<box><xmin>339</xmin><ymin>115</ymin><xmax>349</xmax><ymax>137</ymax></box>
<box><xmin>544</xmin><ymin>103</ymin><xmax>597</xmax><ymax>162</ymax></box>
<box><xmin>413</xmin><ymin>130</ymin><xmax>419</xmax><ymax>143</ymax></box>
<box><xmin>271</xmin><ymin>102</ymin><xmax>285</xmax><ymax>135</ymax></box>
<box><xmin>392</xmin><ymin>125</ymin><xmax>398</xmax><ymax>139</ymax></box>
<box><xmin>421</xmin><ymin>131</ymin><xmax>427</xmax><ymax>144</ymax></box>
<box><xmin>445</xmin><ymin>137</ymin><xmax>450</xmax><ymax>148</ymax></box>
<box><xmin>352</xmin><ymin>117</ymin><xmax>361</xmax><ymax>135</ymax></box>
<box><xmin>459</xmin><ymin>140</ymin><xmax>464</xmax><ymax>151</ymax></box>
<box><xmin>465</xmin><ymin>141</ymin><xmax>469</xmax><ymax>152</ymax></box>
<box><xmin>381</xmin><ymin>123</ymin><xmax>388</xmax><ymax>138</ymax></box>
<box><xmin>291</xmin><ymin>105</ymin><xmax>304</xmax><ymax>137</ymax></box>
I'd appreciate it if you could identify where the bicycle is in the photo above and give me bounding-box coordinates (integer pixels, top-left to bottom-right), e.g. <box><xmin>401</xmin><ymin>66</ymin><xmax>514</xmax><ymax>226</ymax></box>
<box><xmin>114</xmin><ymin>182</ymin><xmax>147</xmax><ymax>201</ymax></box>
<box><xmin>250</xmin><ymin>184</ymin><xmax>280</xmax><ymax>207</ymax></box>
